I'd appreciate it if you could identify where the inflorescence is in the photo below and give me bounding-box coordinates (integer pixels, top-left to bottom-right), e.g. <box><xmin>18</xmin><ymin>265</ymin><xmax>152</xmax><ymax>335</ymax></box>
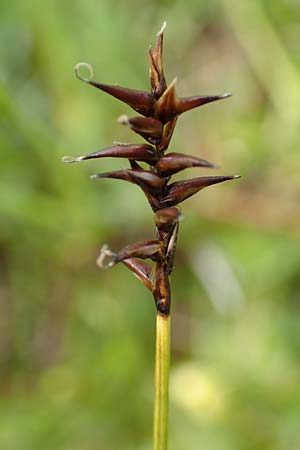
<box><xmin>63</xmin><ymin>22</ymin><xmax>240</xmax><ymax>316</ymax></box>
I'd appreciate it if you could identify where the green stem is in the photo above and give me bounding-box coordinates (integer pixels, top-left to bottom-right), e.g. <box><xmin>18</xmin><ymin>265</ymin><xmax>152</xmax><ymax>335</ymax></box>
<box><xmin>153</xmin><ymin>313</ymin><xmax>170</xmax><ymax>450</ymax></box>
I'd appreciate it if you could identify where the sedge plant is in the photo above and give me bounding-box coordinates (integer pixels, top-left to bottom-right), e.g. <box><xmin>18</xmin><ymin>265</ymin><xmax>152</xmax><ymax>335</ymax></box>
<box><xmin>63</xmin><ymin>22</ymin><xmax>240</xmax><ymax>450</ymax></box>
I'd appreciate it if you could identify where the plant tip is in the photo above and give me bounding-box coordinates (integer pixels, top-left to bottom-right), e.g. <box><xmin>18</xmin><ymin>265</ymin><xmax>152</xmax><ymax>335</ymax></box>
<box><xmin>170</xmin><ymin>76</ymin><xmax>177</xmax><ymax>86</ymax></box>
<box><xmin>96</xmin><ymin>244</ymin><xmax>116</xmax><ymax>269</ymax></box>
<box><xmin>222</xmin><ymin>92</ymin><xmax>232</xmax><ymax>98</ymax></box>
<box><xmin>74</xmin><ymin>62</ymin><xmax>94</xmax><ymax>82</ymax></box>
<box><xmin>203</xmin><ymin>160</ymin><xmax>219</xmax><ymax>169</ymax></box>
<box><xmin>61</xmin><ymin>155</ymin><xmax>76</xmax><ymax>163</ymax></box>
<box><xmin>117</xmin><ymin>115</ymin><xmax>130</xmax><ymax>125</ymax></box>
<box><xmin>157</xmin><ymin>21</ymin><xmax>167</xmax><ymax>36</ymax></box>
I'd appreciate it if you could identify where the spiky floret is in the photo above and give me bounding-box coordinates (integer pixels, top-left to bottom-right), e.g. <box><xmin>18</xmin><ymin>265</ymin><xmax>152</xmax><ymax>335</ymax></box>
<box><xmin>63</xmin><ymin>23</ymin><xmax>240</xmax><ymax>316</ymax></box>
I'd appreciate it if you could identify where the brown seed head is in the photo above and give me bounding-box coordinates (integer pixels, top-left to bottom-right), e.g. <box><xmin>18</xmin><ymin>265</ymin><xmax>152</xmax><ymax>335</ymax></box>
<box><xmin>67</xmin><ymin>23</ymin><xmax>240</xmax><ymax>316</ymax></box>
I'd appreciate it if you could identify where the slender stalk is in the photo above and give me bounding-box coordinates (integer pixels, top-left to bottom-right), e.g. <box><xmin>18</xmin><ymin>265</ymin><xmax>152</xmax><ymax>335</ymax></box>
<box><xmin>153</xmin><ymin>313</ymin><xmax>170</xmax><ymax>450</ymax></box>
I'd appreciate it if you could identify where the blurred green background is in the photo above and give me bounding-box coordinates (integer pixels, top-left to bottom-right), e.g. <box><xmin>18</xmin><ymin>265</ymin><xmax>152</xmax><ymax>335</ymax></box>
<box><xmin>1</xmin><ymin>0</ymin><xmax>300</xmax><ymax>449</ymax></box>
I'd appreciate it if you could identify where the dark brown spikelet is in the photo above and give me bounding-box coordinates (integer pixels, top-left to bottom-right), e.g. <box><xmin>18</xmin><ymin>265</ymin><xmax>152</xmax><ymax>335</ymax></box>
<box><xmin>120</xmin><ymin>258</ymin><xmax>153</xmax><ymax>291</ymax></box>
<box><xmin>161</xmin><ymin>175</ymin><xmax>240</xmax><ymax>207</ymax></box>
<box><xmin>149</xmin><ymin>22</ymin><xmax>167</xmax><ymax>99</ymax></box>
<box><xmin>156</xmin><ymin>152</ymin><xmax>217</xmax><ymax>176</ymax></box>
<box><xmin>118</xmin><ymin>116</ymin><xmax>163</xmax><ymax>145</ymax></box>
<box><xmin>115</xmin><ymin>240</ymin><xmax>162</xmax><ymax>262</ymax></box>
<box><xmin>90</xmin><ymin>168</ymin><xmax>166</xmax><ymax>194</ymax></box>
<box><xmin>64</xmin><ymin>23</ymin><xmax>240</xmax><ymax>316</ymax></box>
<box><xmin>63</xmin><ymin>143</ymin><xmax>158</xmax><ymax>164</ymax></box>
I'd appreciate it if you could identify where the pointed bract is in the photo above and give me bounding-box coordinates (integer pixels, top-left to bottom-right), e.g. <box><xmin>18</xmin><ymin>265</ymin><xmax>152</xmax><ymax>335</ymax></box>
<box><xmin>176</xmin><ymin>93</ymin><xmax>232</xmax><ymax>114</ymax></box>
<box><xmin>142</xmin><ymin>189</ymin><xmax>163</xmax><ymax>212</ymax></box>
<box><xmin>161</xmin><ymin>175</ymin><xmax>240</xmax><ymax>206</ymax></box>
<box><xmin>157</xmin><ymin>152</ymin><xmax>217</xmax><ymax>176</ymax></box>
<box><xmin>165</xmin><ymin>221</ymin><xmax>179</xmax><ymax>273</ymax></box>
<box><xmin>67</xmin><ymin>144</ymin><xmax>158</xmax><ymax>164</ymax></box>
<box><xmin>149</xmin><ymin>21</ymin><xmax>167</xmax><ymax>99</ymax></box>
<box><xmin>157</xmin><ymin>117</ymin><xmax>178</xmax><ymax>152</ymax></box>
<box><xmin>153</xmin><ymin>82</ymin><xmax>231</xmax><ymax>123</ymax></box>
<box><xmin>118</xmin><ymin>115</ymin><xmax>163</xmax><ymax>145</ymax></box>
<box><xmin>89</xmin><ymin>81</ymin><xmax>155</xmax><ymax>116</ymax></box>
<box><xmin>75</xmin><ymin>65</ymin><xmax>155</xmax><ymax>117</ymax></box>
<box><xmin>121</xmin><ymin>258</ymin><xmax>153</xmax><ymax>291</ymax></box>
<box><xmin>154</xmin><ymin>78</ymin><xmax>178</xmax><ymax>123</ymax></box>
<box><xmin>91</xmin><ymin>168</ymin><xmax>166</xmax><ymax>194</ymax></box>
<box><xmin>115</xmin><ymin>240</ymin><xmax>162</xmax><ymax>262</ymax></box>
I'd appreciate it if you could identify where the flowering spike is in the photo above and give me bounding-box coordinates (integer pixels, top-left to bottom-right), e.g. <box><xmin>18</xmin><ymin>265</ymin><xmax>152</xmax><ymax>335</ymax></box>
<box><xmin>68</xmin><ymin>26</ymin><xmax>241</xmax><ymax>319</ymax></box>
<box><xmin>66</xmin><ymin>144</ymin><xmax>158</xmax><ymax>164</ymax></box>
<box><xmin>91</xmin><ymin>168</ymin><xmax>166</xmax><ymax>194</ymax></box>
<box><xmin>156</xmin><ymin>152</ymin><xmax>217</xmax><ymax>176</ymax></box>
<box><xmin>115</xmin><ymin>240</ymin><xmax>161</xmax><ymax>262</ymax></box>
<box><xmin>161</xmin><ymin>175</ymin><xmax>241</xmax><ymax>207</ymax></box>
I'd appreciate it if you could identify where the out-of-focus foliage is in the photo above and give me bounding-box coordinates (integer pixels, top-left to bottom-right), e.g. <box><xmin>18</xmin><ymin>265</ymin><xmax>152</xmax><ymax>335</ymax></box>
<box><xmin>1</xmin><ymin>0</ymin><xmax>300</xmax><ymax>449</ymax></box>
